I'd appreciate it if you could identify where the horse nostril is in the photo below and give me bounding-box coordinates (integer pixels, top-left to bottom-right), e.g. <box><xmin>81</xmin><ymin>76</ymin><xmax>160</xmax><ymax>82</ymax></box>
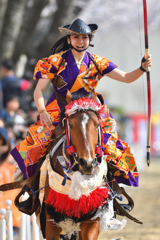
<box><xmin>78</xmin><ymin>158</ymin><xmax>87</xmax><ymax>167</ymax></box>
<box><xmin>91</xmin><ymin>158</ymin><xmax>97</xmax><ymax>167</ymax></box>
<box><xmin>78</xmin><ymin>158</ymin><xmax>97</xmax><ymax>168</ymax></box>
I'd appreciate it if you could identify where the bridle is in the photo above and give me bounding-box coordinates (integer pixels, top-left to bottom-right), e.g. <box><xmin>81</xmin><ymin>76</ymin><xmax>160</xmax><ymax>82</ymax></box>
<box><xmin>62</xmin><ymin>97</ymin><xmax>105</xmax><ymax>170</ymax></box>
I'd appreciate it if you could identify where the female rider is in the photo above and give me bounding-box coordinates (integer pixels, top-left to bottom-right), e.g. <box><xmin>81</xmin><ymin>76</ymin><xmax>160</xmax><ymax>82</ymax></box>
<box><xmin>11</xmin><ymin>18</ymin><xmax>152</xmax><ymax>185</ymax></box>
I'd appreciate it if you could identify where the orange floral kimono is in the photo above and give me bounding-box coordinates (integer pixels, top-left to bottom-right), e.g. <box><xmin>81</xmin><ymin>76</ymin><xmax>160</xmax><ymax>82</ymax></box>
<box><xmin>11</xmin><ymin>49</ymin><xmax>139</xmax><ymax>186</ymax></box>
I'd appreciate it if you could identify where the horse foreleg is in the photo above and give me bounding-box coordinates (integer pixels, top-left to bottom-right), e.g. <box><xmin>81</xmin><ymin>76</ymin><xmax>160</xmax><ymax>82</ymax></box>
<box><xmin>79</xmin><ymin>218</ymin><xmax>100</xmax><ymax>240</ymax></box>
<box><xmin>45</xmin><ymin>173</ymin><xmax>62</xmax><ymax>240</ymax></box>
<box><xmin>45</xmin><ymin>213</ymin><xmax>62</xmax><ymax>240</ymax></box>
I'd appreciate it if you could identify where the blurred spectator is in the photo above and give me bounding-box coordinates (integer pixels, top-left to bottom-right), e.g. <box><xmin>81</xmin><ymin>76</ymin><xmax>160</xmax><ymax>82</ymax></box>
<box><xmin>0</xmin><ymin>127</ymin><xmax>11</xmax><ymax>163</ymax></box>
<box><xmin>0</xmin><ymin>96</ymin><xmax>26</xmax><ymax>125</ymax></box>
<box><xmin>26</xmin><ymin>101</ymin><xmax>39</xmax><ymax>125</ymax></box>
<box><xmin>20</xmin><ymin>70</ymin><xmax>36</xmax><ymax>112</ymax></box>
<box><xmin>0</xmin><ymin>162</ymin><xmax>21</xmax><ymax>233</ymax></box>
<box><xmin>0</xmin><ymin>59</ymin><xmax>30</xmax><ymax>108</ymax></box>
<box><xmin>0</xmin><ymin>96</ymin><xmax>29</xmax><ymax>141</ymax></box>
<box><xmin>0</xmin><ymin>118</ymin><xmax>5</xmax><ymax>127</ymax></box>
<box><xmin>0</xmin><ymin>126</ymin><xmax>20</xmax><ymax>232</ymax></box>
<box><xmin>0</xmin><ymin>80</ymin><xmax>2</xmax><ymax>111</ymax></box>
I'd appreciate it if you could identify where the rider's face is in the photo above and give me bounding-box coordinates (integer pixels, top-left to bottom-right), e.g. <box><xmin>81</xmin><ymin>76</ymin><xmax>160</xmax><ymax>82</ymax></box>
<box><xmin>68</xmin><ymin>34</ymin><xmax>90</xmax><ymax>52</ymax></box>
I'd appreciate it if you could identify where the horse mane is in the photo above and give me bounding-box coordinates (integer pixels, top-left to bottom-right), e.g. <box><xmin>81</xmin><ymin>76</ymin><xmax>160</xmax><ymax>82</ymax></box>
<box><xmin>71</xmin><ymin>92</ymin><xmax>91</xmax><ymax>101</ymax></box>
<box><xmin>60</xmin><ymin>92</ymin><xmax>91</xmax><ymax>122</ymax></box>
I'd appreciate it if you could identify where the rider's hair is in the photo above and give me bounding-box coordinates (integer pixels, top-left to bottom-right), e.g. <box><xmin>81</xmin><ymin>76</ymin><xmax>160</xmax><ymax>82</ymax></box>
<box><xmin>51</xmin><ymin>36</ymin><xmax>70</xmax><ymax>54</ymax></box>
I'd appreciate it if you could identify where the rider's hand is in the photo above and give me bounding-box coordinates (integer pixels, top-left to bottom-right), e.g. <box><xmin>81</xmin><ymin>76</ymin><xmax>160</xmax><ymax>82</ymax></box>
<box><xmin>140</xmin><ymin>54</ymin><xmax>152</xmax><ymax>71</ymax></box>
<box><xmin>40</xmin><ymin>112</ymin><xmax>52</xmax><ymax>128</ymax></box>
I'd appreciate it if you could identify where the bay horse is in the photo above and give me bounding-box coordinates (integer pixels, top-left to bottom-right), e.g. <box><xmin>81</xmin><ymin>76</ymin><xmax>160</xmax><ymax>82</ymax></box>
<box><xmin>38</xmin><ymin>96</ymin><xmax>126</xmax><ymax>240</ymax></box>
<box><xmin>0</xmin><ymin>94</ymin><xmax>142</xmax><ymax>240</ymax></box>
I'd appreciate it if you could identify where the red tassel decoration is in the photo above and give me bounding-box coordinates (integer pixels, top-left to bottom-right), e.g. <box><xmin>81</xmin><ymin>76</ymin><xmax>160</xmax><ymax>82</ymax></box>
<box><xmin>45</xmin><ymin>187</ymin><xmax>109</xmax><ymax>218</ymax></box>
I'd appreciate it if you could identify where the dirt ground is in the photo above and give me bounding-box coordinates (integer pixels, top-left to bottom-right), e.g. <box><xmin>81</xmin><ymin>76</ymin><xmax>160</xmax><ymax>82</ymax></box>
<box><xmin>99</xmin><ymin>158</ymin><xmax>160</xmax><ymax>240</ymax></box>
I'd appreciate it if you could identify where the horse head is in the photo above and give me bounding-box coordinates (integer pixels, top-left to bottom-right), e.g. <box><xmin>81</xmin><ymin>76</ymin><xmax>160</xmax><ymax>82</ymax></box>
<box><xmin>64</xmin><ymin>95</ymin><xmax>105</xmax><ymax>175</ymax></box>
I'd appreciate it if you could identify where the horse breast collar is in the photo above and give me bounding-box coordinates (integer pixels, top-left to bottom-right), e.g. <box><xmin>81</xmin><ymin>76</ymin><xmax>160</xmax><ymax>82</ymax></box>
<box><xmin>64</xmin><ymin>97</ymin><xmax>105</xmax><ymax>168</ymax></box>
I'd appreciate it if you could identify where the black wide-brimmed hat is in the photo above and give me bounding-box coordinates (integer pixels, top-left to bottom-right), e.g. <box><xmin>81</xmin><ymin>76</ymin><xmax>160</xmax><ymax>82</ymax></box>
<box><xmin>59</xmin><ymin>18</ymin><xmax>98</xmax><ymax>36</ymax></box>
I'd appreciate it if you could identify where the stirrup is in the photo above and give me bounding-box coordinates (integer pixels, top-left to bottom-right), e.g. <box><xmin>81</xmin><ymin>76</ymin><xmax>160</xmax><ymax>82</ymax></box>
<box><xmin>14</xmin><ymin>185</ymin><xmax>40</xmax><ymax>216</ymax></box>
<box><xmin>118</xmin><ymin>187</ymin><xmax>134</xmax><ymax>213</ymax></box>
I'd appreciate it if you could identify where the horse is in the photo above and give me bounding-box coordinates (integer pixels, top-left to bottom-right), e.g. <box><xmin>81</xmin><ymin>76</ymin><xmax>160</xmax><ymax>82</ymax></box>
<box><xmin>0</xmin><ymin>94</ymin><xmax>142</xmax><ymax>240</ymax></box>
<box><xmin>37</xmin><ymin>95</ymin><xmax>127</xmax><ymax>240</ymax></box>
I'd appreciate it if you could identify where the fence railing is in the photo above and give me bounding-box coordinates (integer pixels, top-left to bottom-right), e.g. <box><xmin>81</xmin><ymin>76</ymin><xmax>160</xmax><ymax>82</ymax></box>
<box><xmin>0</xmin><ymin>198</ymin><xmax>43</xmax><ymax>240</ymax></box>
<box><xmin>0</xmin><ymin>199</ymin><xmax>124</xmax><ymax>240</ymax></box>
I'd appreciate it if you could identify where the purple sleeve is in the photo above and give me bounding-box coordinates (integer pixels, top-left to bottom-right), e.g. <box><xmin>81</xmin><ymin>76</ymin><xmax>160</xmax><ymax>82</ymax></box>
<box><xmin>101</xmin><ymin>61</ymin><xmax>117</xmax><ymax>76</ymax></box>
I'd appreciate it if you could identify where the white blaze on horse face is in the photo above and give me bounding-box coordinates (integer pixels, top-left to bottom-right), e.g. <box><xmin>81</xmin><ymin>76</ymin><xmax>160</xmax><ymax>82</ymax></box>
<box><xmin>81</xmin><ymin>113</ymin><xmax>92</xmax><ymax>161</ymax></box>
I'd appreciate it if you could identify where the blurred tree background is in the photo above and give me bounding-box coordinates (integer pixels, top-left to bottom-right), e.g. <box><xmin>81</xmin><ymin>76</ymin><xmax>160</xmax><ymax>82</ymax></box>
<box><xmin>0</xmin><ymin>0</ymin><xmax>90</xmax><ymax>72</ymax></box>
<box><xmin>0</xmin><ymin>0</ymin><xmax>159</xmax><ymax>75</ymax></box>
<box><xmin>0</xmin><ymin>0</ymin><xmax>159</xmax><ymax>113</ymax></box>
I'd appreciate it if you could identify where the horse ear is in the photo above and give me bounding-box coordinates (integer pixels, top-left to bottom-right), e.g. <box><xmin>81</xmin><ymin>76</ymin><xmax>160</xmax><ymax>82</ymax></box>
<box><xmin>91</xmin><ymin>90</ymin><xmax>97</xmax><ymax>102</ymax></box>
<box><xmin>66</xmin><ymin>90</ymin><xmax>72</xmax><ymax>103</ymax></box>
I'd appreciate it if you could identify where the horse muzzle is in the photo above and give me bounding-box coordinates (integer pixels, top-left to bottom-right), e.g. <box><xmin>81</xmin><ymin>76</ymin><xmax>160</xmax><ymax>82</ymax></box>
<box><xmin>78</xmin><ymin>157</ymin><xmax>97</xmax><ymax>174</ymax></box>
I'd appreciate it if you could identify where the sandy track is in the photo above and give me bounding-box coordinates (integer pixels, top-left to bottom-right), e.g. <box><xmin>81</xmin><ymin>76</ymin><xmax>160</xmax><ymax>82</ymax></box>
<box><xmin>99</xmin><ymin>158</ymin><xmax>160</xmax><ymax>240</ymax></box>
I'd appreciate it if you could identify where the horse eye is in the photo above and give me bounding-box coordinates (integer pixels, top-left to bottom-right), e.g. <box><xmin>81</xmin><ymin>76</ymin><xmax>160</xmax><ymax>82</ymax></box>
<box><xmin>69</xmin><ymin>124</ymin><xmax>73</xmax><ymax>129</ymax></box>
